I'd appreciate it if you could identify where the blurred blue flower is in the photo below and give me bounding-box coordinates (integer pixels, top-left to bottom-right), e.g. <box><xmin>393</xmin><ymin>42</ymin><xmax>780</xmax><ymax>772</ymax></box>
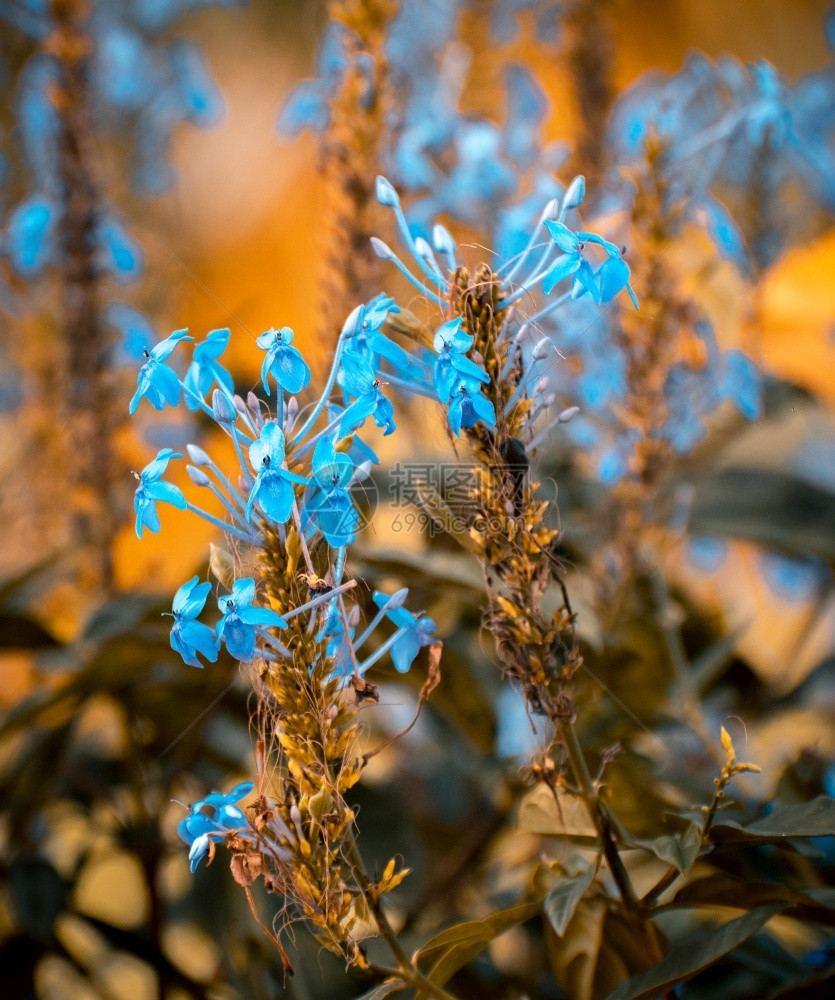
<box><xmin>183</xmin><ymin>328</ymin><xmax>234</xmax><ymax>408</ymax></box>
<box><xmin>133</xmin><ymin>448</ymin><xmax>187</xmax><ymax>537</ymax></box>
<box><xmin>97</xmin><ymin>216</ymin><xmax>144</xmax><ymax>281</ymax></box>
<box><xmin>106</xmin><ymin>304</ymin><xmax>156</xmax><ymax>361</ymax></box>
<box><xmin>6</xmin><ymin>195</ymin><xmax>54</xmax><ymax>277</ymax></box>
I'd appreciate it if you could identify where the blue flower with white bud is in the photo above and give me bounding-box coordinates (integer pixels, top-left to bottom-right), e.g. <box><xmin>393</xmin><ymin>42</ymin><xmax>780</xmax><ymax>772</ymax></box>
<box><xmin>177</xmin><ymin>781</ymin><xmax>254</xmax><ymax>872</ymax></box>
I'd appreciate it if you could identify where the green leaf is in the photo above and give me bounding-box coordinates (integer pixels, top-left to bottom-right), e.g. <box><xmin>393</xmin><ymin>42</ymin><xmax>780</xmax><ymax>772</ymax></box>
<box><xmin>646</xmin><ymin>824</ymin><xmax>701</xmax><ymax>875</ymax></box>
<box><xmin>518</xmin><ymin>784</ymin><xmax>597</xmax><ymax>841</ymax></box>
<box><xmin>603</xmin><ymin>904</ymin><xmax>786</xmax><ymax>1000</ymax></box>
<box><xmin>666</xmin><ymin>875</ymin><xmax>835</xmax><ymax>926</ymax></box>
<box><xmin>690</xmin><ymin>468</ymin><xmax>835</xmax><ymax>561</ymax></box>
<box><xmin>544</xmin><ymin>862</ymin><xmax>596</xmax><ymax>936</ymax></box>
<box><xmin>414</xmin><ymin>900</ymin><xmax>540</xmax><ymax>989</ymax></box>
<box><xmin>710</xmin><ymin>797</ymin><xmax>835</xmax><ymax>847</ymax></box>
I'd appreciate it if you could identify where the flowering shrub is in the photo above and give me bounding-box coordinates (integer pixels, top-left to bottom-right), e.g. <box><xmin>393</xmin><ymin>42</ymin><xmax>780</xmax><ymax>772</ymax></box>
<box><xmin>1</xmin><ymin>3</ymin><xmax>834</xmax><ymax>1000</ymax></box>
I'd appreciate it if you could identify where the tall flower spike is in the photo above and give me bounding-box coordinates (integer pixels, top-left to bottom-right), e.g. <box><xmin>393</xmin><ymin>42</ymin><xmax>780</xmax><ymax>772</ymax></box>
<box><xmin>133</xmin><ymin>449</ymin><xmax>187</xmax><ymax>537</ymax></box>
<box><xmin>246</xmin><ymin>421</ymin><xmax>309</xmax><ymax>524</ymax></box>
<box><xmin>129</xmin><ymin>328</ymin><xmax>193</xmax><ymax>413</ymax></box>
<box><xmin>256</xmin><ymin>326</ymin><xmax>311</xmax><ymax>395</ymax></box>
<box><xmin>169</xmin><ymin>576</ymin><xmax>219</xmax><ymax>668</ymax></box>
<box><xmin>216</xmin><ymin>578</ymin><xmax>287</xmax><ymax>662</ymax></box>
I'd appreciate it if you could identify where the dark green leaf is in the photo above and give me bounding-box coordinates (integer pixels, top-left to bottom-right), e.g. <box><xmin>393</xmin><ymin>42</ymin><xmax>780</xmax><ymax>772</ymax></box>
<box><xmin>647</xmin><ymin>824</ymin><xmax>701</xmax><ymax>875</ymax></box>
<box><xmin>665</xmin><ymin>875</ymin><xmax>835</xmax><ymax>926</ymax></box>
<box><xmin>603</xmin><ymin>904</ymin><xmax>786</xmax><ymax>1000</ymax></box>
<box><xmin>415</xmin><ymin>901</ymin><xmax>540</xmax><ymax>989</ymax></box>
<box><xmin>0</xmin><ymin>613</ymin><xmax>59</xmax><ymax>649</ymax></box>
<box><xmin>710</xmin><ymin>797</ymin><xmax>835</xmax><ymax>847</ymax></box>
<box><xmin>690</xmin><ymin>469</ymin><xmax>835</xmax><ymax>560</ymax></box>
<box><xmin>544</xmin><ymin>863</ymin><xmax>596</xmax><ymax>936</ymax></box>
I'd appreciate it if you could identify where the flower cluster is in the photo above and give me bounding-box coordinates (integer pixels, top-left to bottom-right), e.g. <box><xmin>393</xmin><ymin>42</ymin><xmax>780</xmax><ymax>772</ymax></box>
<box><xmin>0</xmin><ymin>0</ymin><xmax>232</xmax><ymax>348</ymax></box>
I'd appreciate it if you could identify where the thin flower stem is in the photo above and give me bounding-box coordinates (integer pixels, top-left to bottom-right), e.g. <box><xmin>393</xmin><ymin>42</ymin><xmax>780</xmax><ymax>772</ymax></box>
<box><xmin>283</xmin><ymin>580</ymin><xmax>357</xmax><ymax>621</ymax></box>
<box><xmin>345</xmin><ymin>832</ymin><xmax>459</xmax><ymax>1000</ymax></box>
<box><xmin>561</xmin><ymin>720</ymin><xmax>664</xmax><ymax>965</ymax></box>
<box><xmin>184</xmin><ymin>502</ymin><xmax>256</xmax><ymax>545</ymax></box>
<box><xmin>292</xmin><ymin>339</ymin><xmax>346</xmax><ymax>444</ymax></box>
<box><xmin>231</xmin><ymin>425</ymin><xmax>254</xmax><ymax>485</ymax></box>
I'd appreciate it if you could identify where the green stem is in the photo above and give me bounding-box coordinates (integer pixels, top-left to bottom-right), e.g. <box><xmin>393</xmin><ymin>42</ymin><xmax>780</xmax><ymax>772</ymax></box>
<box><xmin>345</xmin><ymin>833</ymin><xmax>459</xmax><ymax>1000</ymax></box>
<box><xmin>561</xmin><ymin>719</ymin><xmax>664</xmax><ymax>966</ymax></box>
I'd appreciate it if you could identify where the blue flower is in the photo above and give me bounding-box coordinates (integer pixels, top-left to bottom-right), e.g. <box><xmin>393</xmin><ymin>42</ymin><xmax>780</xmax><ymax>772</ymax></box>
<box><xmin>6</xmin><ymin>195</ymin><xmax>54</xmax><ymax>277</ymax></box>
<box><xmin>304</xmin><ymin>437</ymin><xmax>360</xmax><ymax>546</ymax></box>
<box><xmin>256</xmin><ymin>326</ymin><xmax>311</xmax><ymax>395</ymax></box>
<box><xmin>177</xmin><ymin>780</ymin><xmax>254</xmax><ymax>872</ymax></box>
<box><xmin>372</xmin><ymin>591</ymin><xmax>437</xmax><ymax>673</ymax></box>
<box><xmin>595</xmin><ymin>254</ymin><xmax>639</xmax><ymax>309</ymax></box>
<box><xmin>246</xmin><ymin>421</ymin><xmax>309</xmax><ymax>524</ymax></box>
<box><xmin>447</xmin><ymin>376</ymin><xmax>496</xmax><ymax>437</ymax></box>
<box><xmin>338</xmin><ymin>355</ymin><xmax>396</xmax><ymax>436</ymax></box>
<box><xmin>169</xmin><ymin>576</ymin><xmax>218</xmax><ymax>668</ymax></box>
<box><xmin>542</xmin><ymin>221</ymin><xmax>621</xmax><ymax>302</ymax></box>
<box><xmin>216</xmin><ymin>578</ymin><xmax>287</xmax><ymax>662</ymax></box>
<box><xmin>721</xmin><ymin>350</ymin><xmax>761</xmax><ymax>420</ymax></box>
<box><xmin>133</xmin><ymin>449</ymin><xmax>187</xmax><ymax>537</ymax></box>
<box><xmin>343</xmin><ymin>296</ymin><xmax>422</xmax><ymax>378</ymax></box>
<box><xmin>97</xmin><ymin>215</ymin><xmax>143</xmax><ymax>281</ymax></box>
<box><xmin>432</xmin><ymin>317</ymin><xmax>490</xmax><ymax>403</ymax></box>
<box><xmin>183</xmin><ymin>328</ymin><xmax>234</xmax><ymax>409</ymax></box>
<box><xmin>319</xmin><ymin>610</ymin><xmax>356</xmax><ymax>677</ymax></box>
<box><xmin>106</xmin><ymin>304</ymin><xmax>155</xmax><ymax>361</ymax></box>
<box><xmin>129</xmin><ymin>328</ymin><xmax>193</xmax><ymax>414</ymax></box>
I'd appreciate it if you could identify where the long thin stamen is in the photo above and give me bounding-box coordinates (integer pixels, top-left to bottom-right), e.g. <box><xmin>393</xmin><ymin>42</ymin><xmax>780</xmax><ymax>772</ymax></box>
<box><xmin>526</xmin><ymin>290</ymin><xmax>573</xmax><ymax>328</ymax></box>
<box><xmin>499</xmin><ymin>198</ymin><xmax>558</xmax><ymax>284</ymax></box>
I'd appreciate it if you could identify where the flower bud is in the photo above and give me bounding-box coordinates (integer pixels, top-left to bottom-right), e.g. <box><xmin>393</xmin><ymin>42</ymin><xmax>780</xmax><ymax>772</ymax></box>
<box><xmin>186</xmin><ymin>464</ymin><xmax>211</xmax><ymax>487</ymax></box>
<box><xmin>375</xmin><ymin>175</ymin><xmax>399</xmax><ymax>207</ymax></box>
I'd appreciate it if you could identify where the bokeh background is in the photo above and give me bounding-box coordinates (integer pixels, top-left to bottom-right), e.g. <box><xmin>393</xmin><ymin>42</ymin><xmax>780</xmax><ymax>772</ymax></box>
<box><xmin>1</xmin><ymin>1</ymin><xmax>834</xmax><ymax>998</ymax></box>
